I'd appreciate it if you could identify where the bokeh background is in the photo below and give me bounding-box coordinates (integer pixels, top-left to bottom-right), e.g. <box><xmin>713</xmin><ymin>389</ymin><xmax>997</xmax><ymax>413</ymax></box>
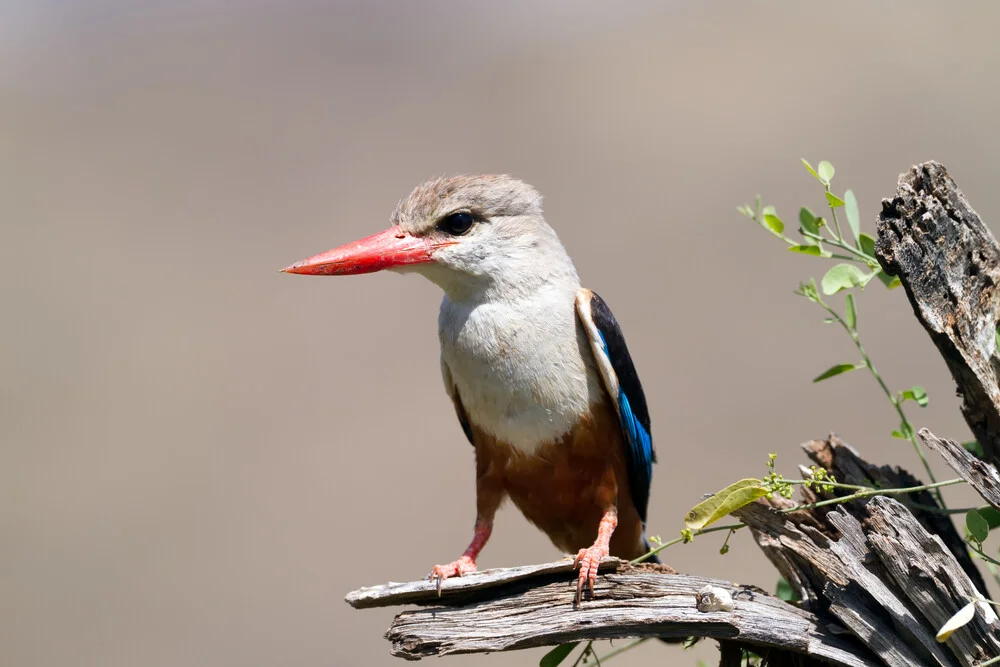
<box><xmin>4</xmin><ymin>2</ymin><xmax>1000</xmax><ymax>665</ymax></box>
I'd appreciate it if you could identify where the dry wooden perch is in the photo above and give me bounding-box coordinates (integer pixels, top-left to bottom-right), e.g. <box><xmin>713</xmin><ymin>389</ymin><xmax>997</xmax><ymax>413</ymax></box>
<box><xmin>346</xmin><ymin>162</ymin><xmax>1000</xmax><ymax>665</ymax></box>
<box><xmin>876</xmin><ymin>161</ymin><xmax>1000</xmax><ymax>468</ymax></box>
<box><xmin>347</xmin><ymin>558</ymin><xmax>873</xmax><ymax>665</ymax></box>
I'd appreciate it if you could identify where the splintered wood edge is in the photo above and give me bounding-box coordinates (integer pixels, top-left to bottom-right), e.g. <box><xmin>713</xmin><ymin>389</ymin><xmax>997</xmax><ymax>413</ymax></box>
<box><xmin>345</xmin><ymin>557</ymin><xmax>624</xmax><ymax>609</ymax></box>
<box><xmin>920</xmin><ymin>428</ymin><xmax>1000</xmax><ymax>509</ymax></box>
<box><xmin>383</xmin><ymin>570</ymin><xmax>876</xmax><ymax>666</ymax></box>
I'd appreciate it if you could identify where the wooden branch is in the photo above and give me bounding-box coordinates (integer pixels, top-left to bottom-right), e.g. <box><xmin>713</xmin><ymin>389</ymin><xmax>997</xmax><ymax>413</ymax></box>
<box><xmin>348</xmin><ymin>439</ymin><xmax>997</xmax><ymax>665</ymax></box>
<box><xmin>736</xmin><ymin>478</ymin><xmax>1000</xmax><ymax>666</ymax></box>
<box><xmin>345</xmin><ymin>558</ymin><xmax>624</xmax><ymax>610</ymax></box>
<box><xmin>804</xmin><ymin>434</ymin><xmax>987</xmax><ymax>594</ymax></box>
<box><xmin>734</xmin><ymin>502</ymin><xmax>953</xmax><ymax>667</ymax></box>
<box><xmin>865</xmin><ymin>496</ymin><xmax>1000</xmax><ymax>666</ymax></box>
<box><xmin>921</xmin><ymin>427</ymin><xmax>1000</xmax><ymax>510</ymax></box>
<box><xmin>346</xmin><ymin>559</ymin><xmax>875</xmax><ymax>665</ymax></box>
<box><xmin>876</xmin><ymin>161</ymin><xmax>1000</xmax><ymax>467</ymax></box>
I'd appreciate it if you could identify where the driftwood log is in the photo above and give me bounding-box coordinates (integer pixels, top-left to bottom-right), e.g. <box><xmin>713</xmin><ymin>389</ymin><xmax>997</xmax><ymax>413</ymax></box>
<box><xmin>347</xmin><ymin>162</ymin><xmax>1000</xmax><ymax>665</ymax></box>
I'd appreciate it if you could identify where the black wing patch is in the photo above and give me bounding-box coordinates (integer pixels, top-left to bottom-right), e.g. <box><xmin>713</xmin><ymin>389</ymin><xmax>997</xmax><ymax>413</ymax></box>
<box><xmin>455</xmin><ymin>397</ymin><xmax>474</xmax><ymax>446</ymax></box>
<box><xmin>585</xmin><ymin>291</ymin><xmax>656</xmax><ymax>524</ymax></box>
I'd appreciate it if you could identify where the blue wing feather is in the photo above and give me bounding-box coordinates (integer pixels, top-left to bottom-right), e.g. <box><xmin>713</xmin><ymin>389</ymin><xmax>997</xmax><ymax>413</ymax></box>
<box><xmin>587</xmin><ymin>292</ymin><xmax>655</xmax><ymax>526</ymax></box>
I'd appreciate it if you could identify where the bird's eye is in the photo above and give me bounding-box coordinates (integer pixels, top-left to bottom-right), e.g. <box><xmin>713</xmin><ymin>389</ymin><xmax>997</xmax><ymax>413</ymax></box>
<box><xmin>439</xmin><ymin>211</ymin><xmax>475</xmax><ymax>236</ymax></box>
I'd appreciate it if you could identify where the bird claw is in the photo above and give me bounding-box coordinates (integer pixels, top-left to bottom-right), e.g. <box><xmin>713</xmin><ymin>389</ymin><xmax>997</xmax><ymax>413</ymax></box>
<box><xmin>574</xmin><ymin>544</ymin><xmax>609</xmax><ymax>604</ymax></box>
<box><xmin>429</xmin><ymin>556</ymin><xmax>477</xmax><ymax>596</ymax></box>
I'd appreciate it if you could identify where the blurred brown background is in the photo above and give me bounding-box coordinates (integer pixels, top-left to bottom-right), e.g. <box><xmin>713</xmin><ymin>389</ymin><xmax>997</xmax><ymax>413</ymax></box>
<box><xmin>3</xmin><ymin>2</ymin><xmax>1000</xmax><ymax>665</ymax></box>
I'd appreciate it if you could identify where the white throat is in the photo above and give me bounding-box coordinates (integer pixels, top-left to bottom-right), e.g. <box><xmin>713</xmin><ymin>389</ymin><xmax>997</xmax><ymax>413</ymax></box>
<box><xmin>436</xmin><ymin>269</ymin><xmax>604</xmax><ymax>453</ymax></box>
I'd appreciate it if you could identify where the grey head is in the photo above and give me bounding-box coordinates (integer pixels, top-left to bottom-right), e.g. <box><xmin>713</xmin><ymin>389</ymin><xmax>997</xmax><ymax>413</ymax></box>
<box><xmin>389</xmin><ymin>175</ymin><xmax>580</xmax><ymax>301</ymax></box>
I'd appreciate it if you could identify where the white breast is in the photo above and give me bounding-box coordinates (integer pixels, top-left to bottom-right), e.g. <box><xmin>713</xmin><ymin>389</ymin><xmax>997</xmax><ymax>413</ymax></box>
<box><xmin>438</xmin><ymin>284</ymin><xmax>604</xmax><ymax>453</ymax></box>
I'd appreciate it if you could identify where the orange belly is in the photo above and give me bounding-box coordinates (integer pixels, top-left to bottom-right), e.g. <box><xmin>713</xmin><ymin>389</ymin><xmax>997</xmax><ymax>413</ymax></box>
<box><xmin>470</xmin><ymin>402</ymin><xmax>645</xmax><ymax>559</ymax></box>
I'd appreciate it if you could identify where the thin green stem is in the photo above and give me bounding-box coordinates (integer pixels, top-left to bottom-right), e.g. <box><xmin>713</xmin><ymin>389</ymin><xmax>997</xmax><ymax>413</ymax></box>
<box><xmin>634</xmin><ymin>477</ymin><xmax>962</xmax><ymax>566</ymax></box>
<box><xmin>814</xmin><ymin>298</ymin><xmax>943</xmax><ymax>505</ymax></box>
<box><xmin>906</xmin><ymin>501</ymin><xmax>981</xmax><ymax>515</ymax></box>
<box><xmin>570</xmin><ymin>641</ymin><xmax>594</xmax><ymax>667</ymax></box>
<box><xmin>599</xmin><ymin>638</ymin><xmax>649</xmax><ymax>663</ymax></box>
<box><xmin>982</xmin><ymin>558</ymin><xmax>1000</xmax><ymax>591</ymax></box>
<box><xmin>785</xmin><ymin>479</ymin><xmax>871</xmax><ymax>492</ymax></box>
<box><xmin>976</xmin><ymin>655</ymin><xmax>1000</xmax><ymax>667</ymax></box>
<box><xmin>825</xmin><ymin>184</ymin><xmax>845</xmax><ymax>242</ymax></box>
<box><xmin>780</xmin><ymin>478</ymin><xmax>964</xmax><ymax>513</ymax></box>
<box><xmin>969</xmin><ymin>541</ymin><xmax>1000</xmax><ymax>568</ymax></box>
<box><xmin>631</xmin><ymin>522</ymin><xmax>746</xmax><ymax>564</ymax></box>
<box><xmin>975</xmin><ymin>597</ymin><xmax>1000</xmax><ymax>609</ymax></box>
<box><xmin>800</xmin><ymin>230</ymin><xmax>875</xmax><ymax>264</ymax></box>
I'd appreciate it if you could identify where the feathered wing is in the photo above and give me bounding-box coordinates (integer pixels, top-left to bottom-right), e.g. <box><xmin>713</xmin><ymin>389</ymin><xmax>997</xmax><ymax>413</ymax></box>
<box><xmin>575</xmin><ymin>289</ymin><xmax>655</xmax><ymax>525</ymax></box>
<box><xmin>441</xmin><ymin>356</ymin><xmax>475</xmax><ymax>446</ymax></box>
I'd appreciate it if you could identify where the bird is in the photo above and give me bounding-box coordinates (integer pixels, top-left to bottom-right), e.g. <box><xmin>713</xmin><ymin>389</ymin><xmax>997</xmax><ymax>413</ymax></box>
<box><xmin>281</xmin><ymin>175</ymin><xmax>657</xmax><ymax>601</ymax></box>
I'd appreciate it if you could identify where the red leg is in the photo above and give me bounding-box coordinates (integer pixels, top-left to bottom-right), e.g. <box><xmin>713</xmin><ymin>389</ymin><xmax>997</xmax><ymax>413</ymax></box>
<box><xmin>575</xmin><ymin>508</ymin><xmax>617</xmax><ymax>603</ymax></box>
<box><xmin>429</xmin><ymin>518</ymin><xmax>493</xmax><ymax>595</ymax></box>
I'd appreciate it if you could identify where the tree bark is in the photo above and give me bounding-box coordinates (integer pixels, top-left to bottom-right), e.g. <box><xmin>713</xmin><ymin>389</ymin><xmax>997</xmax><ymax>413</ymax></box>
<box><xmin>876</xmin><ymin>161</ymin><xmax>1000</xmax><ymax>467</ymax></box>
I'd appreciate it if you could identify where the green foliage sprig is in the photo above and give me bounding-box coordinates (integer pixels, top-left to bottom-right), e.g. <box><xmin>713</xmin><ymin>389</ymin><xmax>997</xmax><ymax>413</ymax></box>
<box><xmin>739</xmin><ymin>159</ymin><xmax>938</xmax><ymax>499</ymax></box>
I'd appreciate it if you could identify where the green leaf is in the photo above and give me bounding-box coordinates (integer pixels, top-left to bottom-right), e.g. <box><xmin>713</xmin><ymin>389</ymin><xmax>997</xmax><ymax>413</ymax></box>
<box><xmin>775</xmin><ymin>577</ymin><xmax>798</xmax><ymax>602</ymax></box>
<box><xmin>859</xmin><ymin>232</ymin><xmax>876</xmax><ymax>257</ymax></box>
<box><xmin>845</xmin><ymin>293</ymin><xmax>857</xmax><ymax>329</ymax></box>
<box><xmin>877</xmin><ymin>271</ymin><xmax>902</xmax><ymax>289</ymax></box>
<box><xmin>821</xmin><ymin>263</ymin><xmax>868</xmax><ymax>295</ymax></box>
<box><xmin>963</xmin><ymin>440</ymin><xmax>984</xmax><ymax>457</ymax></box>
<box><xmin>818</xmin><ymin>160</ymin><xmax>835</xmax><ymax>184</ymax></box>
<box><xmin>788</xmin><ymin>244</ymin><xmax>830</xmax><ymax>257</ymax></box>
<box><xmin>684</xmin><ymin>479</ymin><xmax>769</xmax><ymax>532</ymax></box>
<box><xmin>844</xmin><ymin>189</ymin><xmax>861</xmax><ymax>244</ymax></box>
<box><xmin>891</xmin><ymin>430</ymin><xmax>906</xmax><ymax>439</ymax></box>
<box><xmin>812</xmin><ymin>363</ymin><xmax>860</xmax><ymax>383</ymax></box>
<box><xmin>826</xmin><ymin>192</ymin><xmax>846</xmax><ymax>208</ymax></box>
<box><xmin>892</xmin><ymin>421</ymin><xmax>915</xmax><ymax>440</ymax></box>
<box><xmin>799</xmin><ymin>207</ymin><xmax>820</xmax><ymax>236</ymax></box>
<box><xmin>967</xmin><ymin>510</ymin><xmax>990</xmax><ymax>544</ymax></box>
<box><xmin>801</xmin><ymin>158</ymin><xmax>820</xmax><ymax>181</ymax></box>
<box><xmin>539</xmin><ymin>643</ymin><xmax>579</xmax><ymax>667</ymax></box>
<box><xmin>977</xmin><ymin>506</ymin><xmax>1000</xmax><ymax>530</ymax></box>
<box><xmin>936</xmin><ymin>601</ymin><xmax>976</xmax><ymax>643</ymax></box>
<box><xmin>900</xmin><ymin>386</ymin><xmax>929</xmax><ymax>407</ymax></box>
<box><xmin>763</xmin><ymin>213</ymin><xmax>785</xmax><ymax>234</ymax></box>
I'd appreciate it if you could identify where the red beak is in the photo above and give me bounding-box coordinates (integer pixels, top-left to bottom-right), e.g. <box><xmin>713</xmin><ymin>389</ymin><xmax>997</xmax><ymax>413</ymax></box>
<box><xmin>281</xmin><ymin>227</ymin><xmax>449</xmax><ymax>276</ymax></box>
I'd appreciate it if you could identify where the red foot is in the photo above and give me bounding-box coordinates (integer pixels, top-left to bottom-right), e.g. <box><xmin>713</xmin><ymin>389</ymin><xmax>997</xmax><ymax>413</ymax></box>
<box><xmin>574</xmin><ymin>543</ymin><xmax>610</xmax><ymax>602</ymax></box>
<box><xmin>429</xmin><ymin>556</ymin><xmax>477</xmax><ymax>595</ymax></box>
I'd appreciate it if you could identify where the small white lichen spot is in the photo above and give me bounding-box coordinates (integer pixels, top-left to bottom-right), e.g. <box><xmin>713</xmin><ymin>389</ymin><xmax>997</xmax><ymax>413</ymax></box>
<box><xmin>696</xmin><ymin>585</ymin><xmax>735</xmax><ymax>613</ymax></box>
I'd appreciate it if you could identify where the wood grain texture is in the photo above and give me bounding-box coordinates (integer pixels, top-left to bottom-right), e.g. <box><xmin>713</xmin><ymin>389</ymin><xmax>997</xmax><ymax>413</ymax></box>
<box><xmin>803</xmin><ymin>434</ymin><xmax>987</xmax><ymax>594</ymax></box>
<box><xmin>921</xmin><ymin>428</ymin><xmax>1000</xmax><ymax>510</ymax></box>
<box><xmin>347</xmin><ymin>559</ymin><xmax>874</xmax><ymax>665</ymax></box>
<box><xmin>876</xmin><ymin>161</ymin><xmax>1000</xmax><ymax>467</ymax></box>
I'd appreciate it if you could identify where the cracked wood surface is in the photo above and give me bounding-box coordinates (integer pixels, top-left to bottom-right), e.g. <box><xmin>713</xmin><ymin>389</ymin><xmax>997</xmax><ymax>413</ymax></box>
<box><xmin>921</xmin><ymin>428</ymin><xmax>1000</xmax><ymax>510</ymax></box>
<box><xmin>876</xmin><ymin>161</ymin><xmax>1000</xmax><ymax>467</ymax></box>
<box><xmin>346</xmin><ymin>559</ymin><xmax>874</xmax><ymax>665</ymax></box>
